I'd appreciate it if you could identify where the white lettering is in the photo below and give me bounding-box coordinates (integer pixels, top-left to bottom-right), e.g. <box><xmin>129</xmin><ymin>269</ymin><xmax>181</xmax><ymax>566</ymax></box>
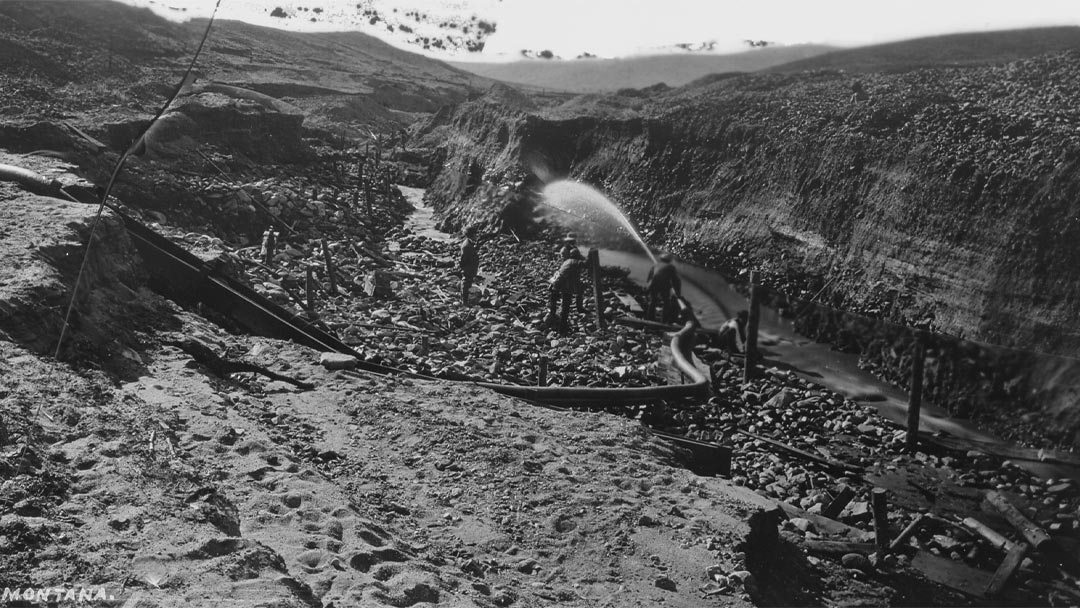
<box><xmin>34</xmin><ymin>589</ymin><xmax>49</xmax><ymax>602</ymax></box>
<box><xmin>0</xmin><ymin>588</ymin><xmax>19</xmax><ymax>602</ymax></box>
<box><xmin>79</xmin><ymin>588</ymin><xmax>94</xmax><ymax>601</ymax></box>
<box><xmin>64</xmin><ymin>588</ymin><xmax>77</xmax><ymax>600</ymax></box>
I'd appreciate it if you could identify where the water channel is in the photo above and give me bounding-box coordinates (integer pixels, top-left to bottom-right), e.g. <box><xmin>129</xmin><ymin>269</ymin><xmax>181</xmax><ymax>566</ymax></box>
<box><xmin>400</xmin><ymin>186</ymin><xmax>1078</xmax><ymax>481</ymax></box>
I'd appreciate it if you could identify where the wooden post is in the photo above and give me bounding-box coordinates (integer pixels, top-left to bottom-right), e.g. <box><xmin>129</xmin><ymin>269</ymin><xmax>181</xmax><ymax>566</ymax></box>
<box><xmin>985</xmin><ymin>491</ymin><xmax>1054</xmax><ymax>552</ymax></box>
<box><xmin>985</xmin><ymin>541</ymin><xmax>1030</xmax><ymax>597</ymax></box>
<box><xmin>260</xmin><ymin>228</ymin><xmax>276</xmax><ymax>266</ymax></box>
<box><xmin>538</xmin><ymin>356</ymin><xmax>548</xmax><ymax>387</ymax></box>
<box><xmin>871</xmin><ymin>488</ymin><xmax>889</xmax><ymax>558</ymax></box>
<box><xmin>321</xmin><ymin>238</ymin><xmax>338</xmax><ymax>295</ymax></box>
<box><xmin>419</xmin><ymin>335</ymin><xmax>429</xmax><ymax>357</ymax></box>
<box><xmin>588</xmin><ymin>248</ymin><xmax>604</xmax><ymax>331</ymax></box>
<box><xmin>305</xmin><ymin>264</ymin><xmax>316</xmax><ymax>311</ymax></box>
<box><xmin>365</xmin><ymin>182</ymin><xmax>372</xmax><ymax>216</ymax></box>
<box><xmin>906</xmin><ymin>331</ymin><xmax>926</xmax><ymax>452</ymax></box>
<box><xmin>743</xmin><ymin>271</ymin><xmax>760</xmax><ymax>383</ymax></box>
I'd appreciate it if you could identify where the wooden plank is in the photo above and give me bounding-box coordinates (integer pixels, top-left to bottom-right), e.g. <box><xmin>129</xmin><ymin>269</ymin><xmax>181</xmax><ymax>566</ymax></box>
<box><xmin>985</xmin><ymin>491</ymin><xmax>1054</xmax><ymax>552</ymax></box>
<box><xmin>821</xmin><ymin>485</ymin><xmax>857</xmax><ymax>520</ymax></box>
<box><xmin>911</xmin><ymin>550</ymin><xmax>992</xmax><ymax>599</ymax></box>
<box><xmin>985</xmin><ymin>541</ymin><xmax>1030</xmax><ymax>597</ymax></box>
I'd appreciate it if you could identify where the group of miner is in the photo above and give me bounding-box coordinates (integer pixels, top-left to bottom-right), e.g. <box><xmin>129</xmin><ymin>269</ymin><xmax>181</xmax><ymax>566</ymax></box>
<box><xmin>456</xmin><ymin>225</ymin><xmax>748</xmax><ymax>353</ymax></box>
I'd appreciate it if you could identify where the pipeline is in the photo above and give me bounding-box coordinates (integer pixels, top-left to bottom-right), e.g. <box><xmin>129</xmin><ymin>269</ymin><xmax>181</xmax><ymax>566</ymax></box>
<box><xmin>0</xmin><ymin>163</ymin><xmax>63</xmax><ymax>197</ymax></box>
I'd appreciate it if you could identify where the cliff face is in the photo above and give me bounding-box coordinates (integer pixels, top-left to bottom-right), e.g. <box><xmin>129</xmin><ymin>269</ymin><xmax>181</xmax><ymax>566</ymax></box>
<box><xmin>418</xmin><ymin>52</ymin><xmax>1080</xmax><ymax>359</ymax></box>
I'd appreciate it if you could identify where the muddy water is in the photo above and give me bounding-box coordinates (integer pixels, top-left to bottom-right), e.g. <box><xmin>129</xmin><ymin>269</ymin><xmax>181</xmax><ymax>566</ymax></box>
<box><xmin>400</xmin><ymin>187</ymin><xmax>1075</xmax><ymax>480</ymax></box>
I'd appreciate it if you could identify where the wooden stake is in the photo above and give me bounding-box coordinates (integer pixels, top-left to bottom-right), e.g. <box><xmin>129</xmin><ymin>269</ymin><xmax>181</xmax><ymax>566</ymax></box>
<box><xmin>985</xmin><ymin>491</ymin><xmax>1054</xmax><ymax>552</ymax></box>
<box><xmin>906</xmin><ymin>331</ymin><xmax>926</xmax><ymax>452</ymax></box>
<box><xmin>260</xmin><ymin>228</ymin><xmax>276</xmax><ymax>266</ymax></box>
<box><xmin>743</xmin><ymin>271</ymin><xmax>760</xmax><ymax>382</ymax></box>
<box><xmin>871</xmin><ymin>488</ymin><xmax>889</xmax><ymax>558</ymax></box>
<box><xmin>305</xmin><ymin>264</ymin><xmax>316</xmax><ymax>311</ymax></box>
<box><xmin>321</xmin><ymin>238</ymin><xmax>338</xmax><ymax>295</ymax></box>
<box><xmin>588</xmin><ymin>248</ymin><xmax>604</xmax><ymax>331</ymax></box>
<box><xmin>985</xmin><ymin>541</ymin><xmax>1030</xmax><ymax>598</ymax></box>
<box><xmin>538</xmin><ymin>356</ymin><xmax>548</xmax><ymax>386</ymax></box>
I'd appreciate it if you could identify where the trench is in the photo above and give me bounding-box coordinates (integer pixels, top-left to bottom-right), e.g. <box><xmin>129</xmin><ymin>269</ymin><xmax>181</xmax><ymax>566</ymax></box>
<box><xmin>401</xmin><ymin>186</ymin><xmax>1080</xmax><ymax>479</ymax></box>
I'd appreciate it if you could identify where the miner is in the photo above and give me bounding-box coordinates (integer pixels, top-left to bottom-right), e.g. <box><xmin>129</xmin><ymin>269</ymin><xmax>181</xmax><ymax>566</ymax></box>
<box><xmin>645</xmin><ymin>252</ymin><xmax>681</xmax><ymax>323</ymax></box>
<box><xmin>458</xmin><ymin>223</ymin><xmax>482</xmax><ymax>306</ymax></box>
<box><xmin>547</xmin><ymin>248</ymin><xmax>587</xmax><ymax>333</ymax></box>
<box><xmin>715</xmin><ymin>310</ymin><xmax>749</xmax><ymax>355</ymax></box>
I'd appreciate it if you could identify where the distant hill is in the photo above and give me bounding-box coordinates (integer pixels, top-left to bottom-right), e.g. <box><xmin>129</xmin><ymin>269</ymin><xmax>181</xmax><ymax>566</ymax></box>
<box><xmin>0</xmin><ymin>0</ymin><xmax>495</xmax><ymax>130</ymax></box>
<box><xmin>769</xmin><ymin>26</ymin><xmax>1080</xmax><ymax>73</ymax></box>
<box><xmin>450</xmin><ymin>45</ymin><xmax>835</xmax><ymax>92</ymax></box>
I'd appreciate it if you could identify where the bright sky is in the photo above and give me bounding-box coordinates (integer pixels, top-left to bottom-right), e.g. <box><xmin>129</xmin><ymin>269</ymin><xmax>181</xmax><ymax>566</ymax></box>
<box><xmin>125</xmin><ymin>0</ymin><xmax>1080</xmax><ymax>60</ymax></box>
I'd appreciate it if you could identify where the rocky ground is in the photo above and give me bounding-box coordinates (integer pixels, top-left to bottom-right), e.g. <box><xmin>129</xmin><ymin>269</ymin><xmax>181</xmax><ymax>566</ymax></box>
<box><xmin>2</xmin><ymin>3</ymin><xmax>1080</xmax><ymax>604</ymax></box>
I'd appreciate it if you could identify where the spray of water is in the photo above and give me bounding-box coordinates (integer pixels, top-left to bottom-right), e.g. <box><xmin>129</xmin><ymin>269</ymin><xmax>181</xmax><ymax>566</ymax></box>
<box><xmin>539</xmin><ymin>180</ymin><xmax>657</xmax><ymax>264</ymax></box>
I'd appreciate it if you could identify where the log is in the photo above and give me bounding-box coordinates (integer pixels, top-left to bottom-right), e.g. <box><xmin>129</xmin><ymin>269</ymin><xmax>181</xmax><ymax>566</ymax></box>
<box><xmin>804</xmin><ymin>540</ymin><xmax>876</xmax><ymax>557</ymax></box>
<box><xmin>985</xmin><ymin>541</ymin><xmax>1030</xmax><ymax>598</ymax></box>
<box><xmin>962</xmin><ymin>517</ymin><xmax>1019</xmax><ymax>553</ymax></box>
<box><xmin>821</xmin><ymin>485</ymin><xmax>857</xmax><ymax>520</ymax></box>
<box><xmin>985</xmin><ymin>491</ymin><xmax>1054</xmax><ymax>552</ymax></box>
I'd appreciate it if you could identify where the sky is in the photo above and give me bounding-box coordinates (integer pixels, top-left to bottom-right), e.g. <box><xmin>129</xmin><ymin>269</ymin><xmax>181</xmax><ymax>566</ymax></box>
<box><xmin>125</xmin><ymin>0</ymin><xmax>1080</xmax><ymax>60</ymax></box>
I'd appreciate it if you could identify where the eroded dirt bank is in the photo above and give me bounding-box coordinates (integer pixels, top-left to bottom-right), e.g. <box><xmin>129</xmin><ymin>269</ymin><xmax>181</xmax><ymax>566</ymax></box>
<box><xmin>413</xmin><ymin>52</ymin><xmax>1080</xmax><ymax>448</ymax></box>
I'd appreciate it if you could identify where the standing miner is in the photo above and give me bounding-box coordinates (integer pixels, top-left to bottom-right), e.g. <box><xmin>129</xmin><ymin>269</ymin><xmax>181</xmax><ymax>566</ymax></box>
<box><xmin>458</xmin><ymin>224</ymin><xmax>482</xmax><ymax>306</ymax></box>
<box><xmin>547</xmin><ymin>248</ymin><xmax>587</xmax><ymax>333</ymax></box>
<box><xmin>645</xmin><ymin>252</ymin><xmax>681</xmax><ymax>323</ymax></box>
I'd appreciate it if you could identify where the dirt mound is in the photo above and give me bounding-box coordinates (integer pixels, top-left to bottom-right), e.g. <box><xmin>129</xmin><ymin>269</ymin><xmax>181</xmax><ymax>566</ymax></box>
<box><xmin>0</xmin><ymin>189</ymin><xmax>175</xmax><ymax>375</ymax></box>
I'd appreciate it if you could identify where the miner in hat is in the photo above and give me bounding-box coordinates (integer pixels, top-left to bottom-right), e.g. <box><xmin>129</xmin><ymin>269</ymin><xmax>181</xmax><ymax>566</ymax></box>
<box><xmin>645</xmin><ymin>252</ymin><xmax>681</xmax><ymax>323</ymax></box>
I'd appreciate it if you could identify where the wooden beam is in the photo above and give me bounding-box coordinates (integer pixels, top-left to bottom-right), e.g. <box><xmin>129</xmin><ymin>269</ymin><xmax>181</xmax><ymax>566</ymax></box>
<box><xmin>985</xmin><ymin>541</ymin><xmax>1030</xmax><ymax>598</ymax></box>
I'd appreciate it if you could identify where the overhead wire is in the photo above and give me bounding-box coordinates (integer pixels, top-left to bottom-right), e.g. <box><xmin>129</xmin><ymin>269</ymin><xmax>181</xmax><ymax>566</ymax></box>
<box><xmin>52</xmin><ymin>0</ymin><xmax>224</xmax><ymax>361</ymax></box>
